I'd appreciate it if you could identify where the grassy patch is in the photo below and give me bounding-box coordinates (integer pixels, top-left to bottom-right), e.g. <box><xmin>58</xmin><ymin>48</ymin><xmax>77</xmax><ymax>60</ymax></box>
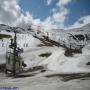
<box><xmin>39</xmin><ymin>52</ymin><xmax>52</xmax><ymax>57</ymax></box>
<box><xmin>0</xmin><ymin>34</ymin><xmax>12</xmax><ymax>39</ymax></box>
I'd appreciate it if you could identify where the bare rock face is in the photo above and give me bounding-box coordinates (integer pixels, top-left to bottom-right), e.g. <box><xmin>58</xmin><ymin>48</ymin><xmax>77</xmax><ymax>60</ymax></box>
<box><xmin>86</xmin><ymin>62</ymin><xmax>90</xmax><ymax>65</ymax></box>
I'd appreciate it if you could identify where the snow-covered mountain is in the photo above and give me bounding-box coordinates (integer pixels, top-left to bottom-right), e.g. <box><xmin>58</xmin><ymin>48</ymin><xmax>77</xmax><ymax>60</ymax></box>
<box><xmin>68</xmin><ymin>23</ymin><xmax>90</xmax><ymax>32</ymax></box>
<box><xmin>0</xmin><ymin>23</ymin><xmax>90</xmax><ymax>49</ymax></box>
<box><xmin>0</xmin><ymin>23</ymin><xmax>90</xmax><ymax>32</ymax></box>
<box><xmin>0</xmin><ymin>24</ymin><xmax>25</xmax><ymax>33</ymax></box>
<box><xmin>0</xmin><ymin>23</ymin><xmax>90</xmax><ymax>34</ymax></box>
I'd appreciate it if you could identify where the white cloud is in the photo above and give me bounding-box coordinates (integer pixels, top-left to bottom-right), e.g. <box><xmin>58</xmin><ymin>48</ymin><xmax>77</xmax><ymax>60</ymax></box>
<box><xmin>0</xmin><ymin>0</ymin><xmax>42</xmax><ymax>29</ymax></box>
<box><xmin>42</xmin><ymin>17</ymin><xmax>55</xmax><ymax>30</ymax></box>
<box><xmin>57</xmin><ymin>0</ymin><xmax>72</xmax><ymax>7</ymax></box>
<box><xmin>67</xmin><ymin>15</ymin><xmax>90</xmax><ymax>29</ymax></box>
<box><xmin>0</xmin><ymin>0</ymin><xmax>20</xmax><ymax>26</ymax></box>
<box><xmin>0</xmin><ymin>0</ymin><xmax>72</xmax><ymax>30</ymax></box>
<box><xmin>80</xmin><ymin>15</ymin><xmax>90</xmax><ymax>24</ymax></box>
<box><xmin>47</xmin><ymin>0</ymin><xmax>53</xmax><ymax>5</ymax></box>
<box><xmin>52</xmin><ymin>8</ymin><xmax>69</xmax><ymax>23</ymax></box>
<box><xmin>43</xmin><ymin>0</ymin><xmax>71</xmax><ymax>30</ymax></box>
<box><xmin>17</xmin><ymin>11</ymin><xmax>43</xmax><ymax>30</ymax></box>
<box><xmin>0</xmin><ymin>0</ymin><xmax>69</xmax><ymax>30</ymax></box>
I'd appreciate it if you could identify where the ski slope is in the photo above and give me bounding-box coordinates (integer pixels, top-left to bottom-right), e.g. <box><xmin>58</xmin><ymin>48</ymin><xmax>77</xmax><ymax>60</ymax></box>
<box><xmin>0</xmin><ymin>30</ymin><xmax>90</xmax><ymax>74</ymax></box>
<box><xmin>0</xmin><ymin>27</ymin><xmax>90</xmax><ymax>90</ymax></box>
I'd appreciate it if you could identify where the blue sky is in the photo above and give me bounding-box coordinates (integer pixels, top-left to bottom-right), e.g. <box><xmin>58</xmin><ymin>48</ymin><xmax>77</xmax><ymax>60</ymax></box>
<box><xmin>19</xmin><ymin>0</ymin><xmax>90</xmax><ymax>28</ymax></box>
<box><xmin>19</xmin><ymin>0</ymin><xmax>58</xmax><ymax>20</ymax></box>
<box><xmin>65</xmin><ymin>0</ymin><xmax>90</xmax><ymax>26</ymax></box>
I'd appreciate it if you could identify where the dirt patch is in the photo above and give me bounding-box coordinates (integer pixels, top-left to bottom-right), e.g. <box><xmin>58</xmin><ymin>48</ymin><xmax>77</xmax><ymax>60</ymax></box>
<box><xmin>14</xmin><ymin>66</ymin><xmax>46</xmax><ymax>78</ymax></box>
<box><xmin>14</xmin><ymin>74</ymin><xmax>34</xmax><ymax>78</ymax></box>
<box><xmin>64</xmin><ymin>48</ymin><xmax>82</xmax><ymax>57</ymax></box>
<box><xmin>39</xmin><ymin>52</ymin><xmax>52</xmax><ymax>57</ymax></box>
<box><xmin>23</xmin><ymin>66</ymin><xmax>45</xmax><ymax>73</ymax></box>
<box><xmin>0</xmin><ymin>63</ymin><xmax>6</xmax><ymax>72</ymax></box>
<box><xmin>45</xmin><ymin>73</ymin><xmax>90</xmax><ymax>82</ymax></box>
<box><xmin>0</xmin><ymin>64</ymin><xmax>45</xmax><ymax>77</ymax></box>
<box><xmin>86</xmin><ymin>62</ymin><xmax>90</xmax><ymax>65</ymax></box>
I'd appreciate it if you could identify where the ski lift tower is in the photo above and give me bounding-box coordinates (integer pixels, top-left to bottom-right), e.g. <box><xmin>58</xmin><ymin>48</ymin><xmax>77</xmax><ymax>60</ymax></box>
<box><xmin>6</xmin><ymin>28</ymin><xmax>24</xmax><ymax>77</ymax></box>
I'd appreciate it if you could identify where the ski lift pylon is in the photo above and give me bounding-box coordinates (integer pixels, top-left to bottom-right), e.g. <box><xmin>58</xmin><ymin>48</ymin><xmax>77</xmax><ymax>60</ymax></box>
<box><xmin>5</xmin><ymin>30</ymin><xmax>24</xmax><ymax>77</ymax></box>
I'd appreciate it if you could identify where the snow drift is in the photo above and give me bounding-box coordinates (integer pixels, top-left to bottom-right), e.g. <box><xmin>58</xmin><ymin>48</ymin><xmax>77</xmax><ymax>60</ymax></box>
<box><xmin>40</xmin><ymin>45</ymin><xmax>90</xmax><ymax>73</ymax></box>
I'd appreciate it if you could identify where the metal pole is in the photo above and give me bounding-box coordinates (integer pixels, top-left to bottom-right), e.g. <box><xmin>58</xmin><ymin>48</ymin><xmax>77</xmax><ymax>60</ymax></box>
<box><xmin>13</xmin><ymin>30</ymin><xmax>17</xmax><ymax>76</ymax></box>
<box><xmin>70</xmin><ymin>36</ymin><xmax>71</xmax><ymax>49</ymax></box>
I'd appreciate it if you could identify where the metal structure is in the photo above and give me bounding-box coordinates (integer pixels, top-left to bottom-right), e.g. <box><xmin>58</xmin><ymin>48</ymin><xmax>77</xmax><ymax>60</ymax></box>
<box><xmin>6</xmin><ymin>30</ymin><xmax>24</xmax><ymax>76</ymax></box>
